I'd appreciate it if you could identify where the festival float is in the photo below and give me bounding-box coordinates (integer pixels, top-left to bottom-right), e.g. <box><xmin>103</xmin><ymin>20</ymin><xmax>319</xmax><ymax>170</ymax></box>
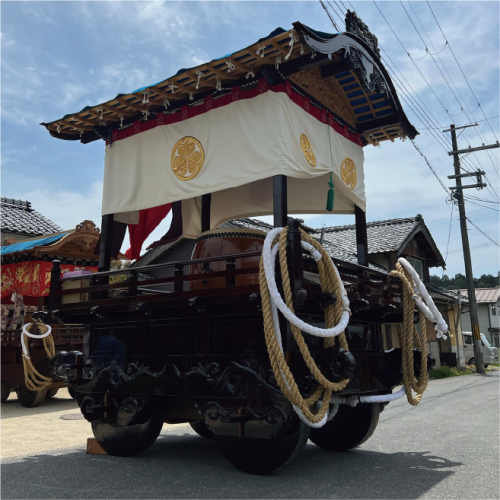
<box><xmin>1</xmin><ymin>221</ymin><xmax>99</xmax><ymax>407</ymax></box>
<box><xmin>36</xmin><ymin>13</ymin><xmax>448</xmax><ymax>474</ymax></box>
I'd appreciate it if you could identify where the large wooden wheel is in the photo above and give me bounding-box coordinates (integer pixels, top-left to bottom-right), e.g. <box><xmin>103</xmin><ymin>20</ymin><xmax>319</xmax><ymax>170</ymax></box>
<box><xmin>1</xmin><ymin>382</ymin><xmax>11</xmax><ymax>403</ymax></box>
<box><xmin>215</xmin><ymin>416</ymin><xmax>310</xmax><ymax>475</ymax></box>
<box><xmin>190</xmin><ymin>420</ymin><xmax>214</xmax><ymax>439</ymax></box>
<box><xmin>91</xmin><ymin>402</ymin><xmax>165</xmax><ymax>457</ymax></box>
<box><xmin>309</xmin><ymin>402</ymin><xmax>380</xmax><ymax>452</ymax></box>
<box><xmin>45</xmin><ymin>388</ymin><xmax>60</xmax><ymax>399</ymax></box>
<box><xmin>17</xmin><ymin>387</ymin><xmax>47</xmax><ymax>408</ymax></box>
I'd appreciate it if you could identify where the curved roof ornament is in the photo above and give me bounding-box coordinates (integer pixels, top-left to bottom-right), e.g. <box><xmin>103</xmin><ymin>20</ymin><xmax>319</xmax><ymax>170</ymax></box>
<box><xmin>292</xmin><ymin>20</ymin><xmax>418</xmax><ymax>141</ymax></box>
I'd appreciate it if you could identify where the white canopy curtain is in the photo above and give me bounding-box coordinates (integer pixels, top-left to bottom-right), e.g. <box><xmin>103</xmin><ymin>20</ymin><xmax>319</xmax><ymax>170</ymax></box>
<box><xmin>102</xmin><ymin>87</ymin><xmax>365</xmax><ymax>239</ymax></box>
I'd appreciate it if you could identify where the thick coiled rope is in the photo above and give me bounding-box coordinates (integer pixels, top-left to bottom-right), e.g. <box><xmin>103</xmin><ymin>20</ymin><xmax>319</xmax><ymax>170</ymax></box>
<box><xmin>390</xmin><ymin>261</ymin><xmax>432</xmax><ymax>406</ymax></box>
<box><xmin>260</xmin><ymin>227</ymin><xmax>352</xmax><ymax>427</ymax></box>
<box><xmin>21</xmin><ymin>323</ymin><xmax>55</xmax><ymax>392</ymax></box>
<box><xmin>260</xmin><ymin>230</ymin><xmax>448</xmax><ymax>423</ymax></box>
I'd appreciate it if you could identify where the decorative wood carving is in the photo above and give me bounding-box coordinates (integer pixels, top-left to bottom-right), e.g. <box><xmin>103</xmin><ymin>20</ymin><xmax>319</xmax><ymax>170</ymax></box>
<box><xmin>75</xmin><ymin>220</ymin><xmax>100</xmax><ymax>234</ymax></box>
<box><xmin>288</xmin><ymin>67</ymin><xmax>357</xmax><ymax>127</ymax></box>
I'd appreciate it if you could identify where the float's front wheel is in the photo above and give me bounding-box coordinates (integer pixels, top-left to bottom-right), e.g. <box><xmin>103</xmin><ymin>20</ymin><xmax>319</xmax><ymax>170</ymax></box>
<box><xmin>309</xmin><ymin>402</ymin><xmax>380</xmax><ymax>452</ymax></box>
<box><xmin>1</xmin><ymin>382</ymin><xmax>11</xmax><ymax>403</ymax></box>
<box><xmin>190</xmin><ymin>420</ymin><xmax>214</xmax><ymax>439</ymax></box>
<box><xmin>17</xmin><ymin>387</ymin><xmax>47</xmax><ymax>408</ymax></box>
<box><xmin>45</xmin><ymin>388</ymin><xmax>59</xmax><ymax>399</ymax></box>
<box><xmin>91</xmin><ymin>400</ymin><xmax>165</xmax><ymax>457</ymax></box>
<box><xmin>215</xmin><ymin>416</ymin><xmax>310</xmax><ymax>475</ymax></box>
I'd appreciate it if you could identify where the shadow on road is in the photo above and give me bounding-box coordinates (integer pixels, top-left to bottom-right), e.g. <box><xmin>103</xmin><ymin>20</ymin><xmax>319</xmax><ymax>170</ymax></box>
<box><xmin>1</xmin><ymin>432</ymin><xmax>462</xmax><ymax>499</ymax></box>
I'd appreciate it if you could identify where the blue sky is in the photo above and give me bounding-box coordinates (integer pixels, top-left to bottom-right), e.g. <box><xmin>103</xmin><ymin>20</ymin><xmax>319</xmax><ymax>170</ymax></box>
<box><xmin>1</xmin><ymin>1</ymin><xmax>499</xmax><ymax>278</ymax></box>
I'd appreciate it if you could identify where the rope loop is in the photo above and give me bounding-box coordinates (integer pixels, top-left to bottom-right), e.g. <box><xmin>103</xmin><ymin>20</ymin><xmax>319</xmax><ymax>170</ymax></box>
<box><xmin>21</xmin><ymin>323</ymin><xmax>55</xmax><ymax>392</ymax></box>
<box><xmin>260</xmin><ymin>227</ymin><xmax>351</xmax><ymax>427</ymax></box>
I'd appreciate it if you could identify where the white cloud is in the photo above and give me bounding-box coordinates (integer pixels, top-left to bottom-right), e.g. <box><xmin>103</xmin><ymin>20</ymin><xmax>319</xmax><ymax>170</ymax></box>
<box><xmin>6</xmin><ymin>182</ymin><xmax>104</xmax><ymax>232</ymax></box>
<box><xmin>1</xmin><ymin>32</ymin><xmax>15</xmax><ymax>48</ymax></box>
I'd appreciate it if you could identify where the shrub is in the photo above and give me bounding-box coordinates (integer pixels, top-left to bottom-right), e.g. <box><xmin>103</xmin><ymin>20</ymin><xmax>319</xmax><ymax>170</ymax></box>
<box><xmin>429</xmin><ymin>366</ymin><xmax>473</xmax><ymax>379</ymax></box>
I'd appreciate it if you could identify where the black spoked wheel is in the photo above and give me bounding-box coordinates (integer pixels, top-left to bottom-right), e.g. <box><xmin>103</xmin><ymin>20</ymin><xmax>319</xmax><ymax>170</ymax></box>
<box><xmin>17</xmin><ymin>387</ymin><xmax>47</xmax><ymax>408</ymax></box>
<box><xmin>190</xmin><ymin>420</ymin><xmax>214</xmax><ymax>439</ymax></box>
<box><xmin>45</xmin><ymin>388</ymin><xmax>60</xmax><ymax>399</ymax></box>
<box><xmin>215</xmin><ymin>415</ymin><xmax>310</xmax><ymax>475</ymax></box>
<box><xmin>91</xmin><ymin>401</ymin><xmax>165</xmax><ymax>457</ymax></box>
<box><xmin>1</xmin><ymin>382</ymin><xmax>11</xmax><ymax>403</ymax></box>
<box><xmin>309</xmin><ymin>402</ymin><xmax>380</xmax><ymax>452</ymax></box>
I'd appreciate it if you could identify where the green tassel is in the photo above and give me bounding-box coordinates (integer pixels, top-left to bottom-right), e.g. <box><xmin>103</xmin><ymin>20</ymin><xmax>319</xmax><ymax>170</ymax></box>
<box><xmin>326</xmin><ymin>172</ymin><xmax>334</xmax><ymax>211</ymax></box>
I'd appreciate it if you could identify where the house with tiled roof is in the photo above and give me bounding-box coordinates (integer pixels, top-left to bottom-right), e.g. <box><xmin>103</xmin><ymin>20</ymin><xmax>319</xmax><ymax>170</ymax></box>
<box><xmin>453</xmin><ymin>288</ymin><xmax>500</xmax><ymax>348</ymax></box>
<box><xmin>1</xmin><ymin>198</ymin><xmax>62</xmax><ymax>245</ymax></box>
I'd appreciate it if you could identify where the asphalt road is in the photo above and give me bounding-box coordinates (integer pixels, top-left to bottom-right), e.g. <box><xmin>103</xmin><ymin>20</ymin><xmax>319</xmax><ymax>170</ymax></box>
<box><xmin>2</xmin><ymin>372</ymin><xmax>498</xmax><ymax>499</ymax></box>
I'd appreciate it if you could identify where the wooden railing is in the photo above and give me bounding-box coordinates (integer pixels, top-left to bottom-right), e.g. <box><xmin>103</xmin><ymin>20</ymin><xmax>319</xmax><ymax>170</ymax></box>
<box><xmin>47</xmin><ymin>251</ymin><xmax>403</xmax><ymax>317</ymax></box>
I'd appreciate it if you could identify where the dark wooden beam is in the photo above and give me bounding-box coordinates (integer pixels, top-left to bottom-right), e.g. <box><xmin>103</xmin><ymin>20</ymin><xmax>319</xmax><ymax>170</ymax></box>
<box><xmin>273</xmin><ymin>175</ymin><xmax>288</xmax><ymax>227</ymax></box>
<box><xmin>201</xmin><ymin>193</ymin><xmax>211</xmax><ymax>232</ymax></box>
<box><xmin>98</xmin><ymin>214</ymin><xmax>114</xmax><ymax>272</ymax></box>
<box><xmin>355</xmin><ymin>205</ymin><xmax>369</xmax><ymax>267</ymax></box>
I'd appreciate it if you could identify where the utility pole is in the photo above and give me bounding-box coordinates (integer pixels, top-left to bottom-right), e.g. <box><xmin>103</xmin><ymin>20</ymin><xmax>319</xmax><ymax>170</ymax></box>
<box><xmin>444</xmin><ymin>123</ymin><xmax>500</xmax><ymax>374</ymax></box>
<box><xmin>455</xmin><ymin>290</ymin><xmax>463</xmax><ymax>369</ymax></box>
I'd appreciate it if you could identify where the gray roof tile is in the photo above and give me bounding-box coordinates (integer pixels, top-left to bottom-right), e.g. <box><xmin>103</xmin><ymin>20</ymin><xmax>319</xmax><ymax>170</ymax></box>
<box><xmin>1</xmin><ymin>197</ymin><xmax>62</xmax><ymax>237</ymax></box>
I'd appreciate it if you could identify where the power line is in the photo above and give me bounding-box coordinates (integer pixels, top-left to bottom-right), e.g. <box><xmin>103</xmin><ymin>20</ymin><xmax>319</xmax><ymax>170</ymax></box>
<box><xmin>426</xmin><ymin>0</ymin><xmax>499</xmax><ymax>143</ymax></box>
<box><xmin>465</xmin><ymin>217</ymin><xmax>500</xmax><ymax>247</ymax></box>
<box><xmin>319</xmin><ymin>0</ymin><xmax>341</xmax><ymax>31</ymax></box>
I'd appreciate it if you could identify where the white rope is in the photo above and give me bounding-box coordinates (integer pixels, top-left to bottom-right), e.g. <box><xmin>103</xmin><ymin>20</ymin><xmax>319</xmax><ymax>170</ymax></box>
<box><xmin>141</xmin><ymin>110</ymin><xmax>150</xmax><ymax>120</ymax></box>
<box><xmin>285</xmin><ymin>32</ymin><xmax>298</xmax><ymax>60</ymax></box>
<box><xmin>163</xmin><ymin>97</ymin><xmax>170</xmax><ymax>109</ymax></box>
<box><xmin>169</xmin><ymin>80</ymin><xmax>177</xmax><ymax>93</ymax></box>
<box><xmin>56</xmin><ymin>124</ymin><xmax>61</xmax><ymax>133</ymax></box>
<box><xmin>142</xmin><ymin>91</ymin><xmax>150</xmax><ymax>104</ymax></box>
<box><xmin>21</xmin><ymin>323</ymin><xmax>52</xmax><ymax>359</ymax></box>
<box><xmin>189</xmin><ymin>92</ymin><xmax>194</xmax><ymax>101</ymax></box>
<box><xmin>215</xmin><ymin>77</ymin><xmax>222</xmax><ymax>91</ymax></box>
<box><xmin>119</xmin><ymin>115</ymin><xmax>124</xmax><ymax>128</ymax></box>
<box><xmin>331</xmin><ymin>385</ymin><xmax>406</xmax><ymax>406</ymax></box>
<box><xmin>256</xmin><ymin>43</ymin><xmax>265</xmax><ymax>58</ymax></box>
<box><xmin>275</xmin><ymin>54</ymin><xmax>282</xmax><ymax>69</ymax></box>
<box><xmin>195</xmin><ymin>69</ymin><xmax>203</xmax><ymax>90</ymax></box>
<box><xmin>398</xmin><ymin>258</ymin><xmax>448</xmax><ymax>339</ymax></box>
<box><xmin>262</xmin><ymin>228</ymin><xmax>351</xmax><ymax>338</ymax></box>
<box><xmin>225</xmin><ymin>57</ymin><xmax>235</xmax><ymax>72</ymax></box>
<box><xmin>263</xmin><ymin>228</ymin><xmax>353</xmax><ymax>428</ymax></box>
<box><xmin>245</xmin><ymin>67</ymin><xmax>255</xmax><ymax>79</ymax></box>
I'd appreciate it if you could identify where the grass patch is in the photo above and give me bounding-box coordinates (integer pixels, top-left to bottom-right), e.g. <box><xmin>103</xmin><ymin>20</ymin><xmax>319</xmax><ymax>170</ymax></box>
<box><xmin>429</xmin><ymin>366</ymin><xmax>474</xmax><ymax>379</ymax></box>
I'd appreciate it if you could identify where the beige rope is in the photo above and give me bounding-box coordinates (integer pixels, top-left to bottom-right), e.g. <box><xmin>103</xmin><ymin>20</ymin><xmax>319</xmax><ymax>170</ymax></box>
<box><xmin>22</xmin><ymin>323</ymin><xmax>55</xmax><ymax>392</ymax></box>
<box><xmin>260</xmin><ymin>227</ymin><xmax>350</xmax><ymax>424</ymax></box>
<box><xmin>391</xmin><ymin>262</ymin><xmax>429</xmax><ymax>405</ymax></box>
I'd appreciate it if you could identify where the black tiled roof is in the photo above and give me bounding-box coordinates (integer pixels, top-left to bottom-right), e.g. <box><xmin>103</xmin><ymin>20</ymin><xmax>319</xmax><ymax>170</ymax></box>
<box><xmin>133</xmin><ymin>215</ymin><xmax>440</xmax><ymax>274</ymax></box>
<box><xmin>1</xmin><ymin>197</ymin><xmax>62</xmax><ymax>237</ymax></box>
<box><xmin>322</xmin><ymin>216</ymin><xmax>422</xmax><ymax>255</ymax></box>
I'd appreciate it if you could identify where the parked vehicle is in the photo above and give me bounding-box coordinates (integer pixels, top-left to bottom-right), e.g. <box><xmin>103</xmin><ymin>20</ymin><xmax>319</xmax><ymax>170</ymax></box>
<box><xmin>462</xmin><ymin>332</ymin><xmax>499</xmax><ymax>367</ymax></box>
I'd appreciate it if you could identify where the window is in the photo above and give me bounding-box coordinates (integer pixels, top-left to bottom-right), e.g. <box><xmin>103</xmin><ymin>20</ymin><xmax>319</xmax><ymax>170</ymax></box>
<box><xmin>464</xmin><ymin>335</ymin><xmax>473</xmax><ymax>345</ymax></box>
<box><xmin>405</xmin><ymin>257</ymin><xmax>423</xmax><ymax>279</ymax></box>
<box><xmin>491</xmin><ymin>304</ymin><xmax>497</xmax><ymax>316</ymax></box>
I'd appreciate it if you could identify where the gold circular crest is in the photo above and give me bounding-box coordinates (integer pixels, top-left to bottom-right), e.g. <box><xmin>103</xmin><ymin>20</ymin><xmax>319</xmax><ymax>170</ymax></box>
<box><xmin>300</xmin><ymin>133</ymin><xmax>316</xmax><ymax>167</ymax></box>
<box><xmin>340</xmin><ymin>157</ymin><xmax>357</xmax><ymax>189</ymax></box>
<box><xmin>171</xmin><ymin>136</ymin><xmax>205</xmax><ymax>181</ymax></box>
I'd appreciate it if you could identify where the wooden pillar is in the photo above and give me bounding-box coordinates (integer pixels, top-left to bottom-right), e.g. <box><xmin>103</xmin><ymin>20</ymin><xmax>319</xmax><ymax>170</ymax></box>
<box><xmin>48</xmin><ymin>260</ymin><xmax>61</xmax><ymax>312</ymax></box>
<box><xmin>98</xmin><ymin>214</ymin><xmax>114</xmax><ymax>272</ymax></box>
<box><xmin>355</xmin><ymin>205</ymin><xmax>369</xmax><ymax>267</ymax></box>
<box><xmin>273</xmin><ymin>175</ymin><xmax>288</xmax><ymax>228</ymax></box>
<box><xmin>201</xmin><ymin>193</ymin><xmax>211</xmax><ymax>233</ymax></box>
